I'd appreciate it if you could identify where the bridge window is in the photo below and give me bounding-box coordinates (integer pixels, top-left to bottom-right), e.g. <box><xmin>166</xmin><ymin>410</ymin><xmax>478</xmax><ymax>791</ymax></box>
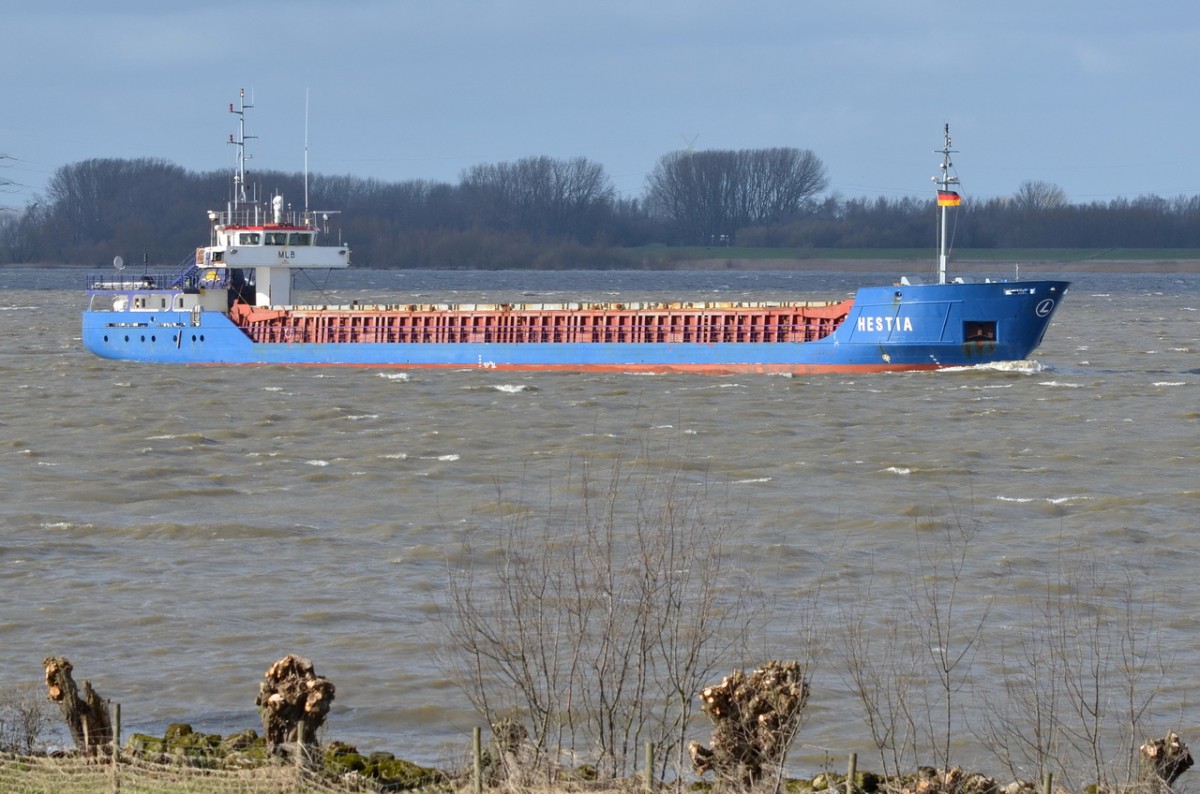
<box><xmin>238</xmin><ymin>233</ymin><xmax>261</xmax><ymax>245</ymax></box>
<box><xmin>264</xmin><ymin>232</ymin><xmax>288</xmax><ymax>245</ymax></box>
<box><xmin>288</xmin><ymin>233</ymin><xmax>313</xmax><ymax>246</ymax></box>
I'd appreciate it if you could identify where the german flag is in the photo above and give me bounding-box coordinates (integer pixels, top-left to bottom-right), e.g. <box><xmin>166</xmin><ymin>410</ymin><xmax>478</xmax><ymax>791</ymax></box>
<box><xmin>937</xmin><ymin>190</ymin><xmax>962</xmax><ymax>207</ymax></box>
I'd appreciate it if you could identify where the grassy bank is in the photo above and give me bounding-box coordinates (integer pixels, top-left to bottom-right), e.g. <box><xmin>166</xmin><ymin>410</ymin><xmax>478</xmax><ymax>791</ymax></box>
<box><xmin>629</xmin><ymin>246</ymin><xmax>1200</xmax><ymax>272</ymax></box>
<box><xmin>633</xmin><ymin>245</ymin><xmax>1200</xmax><ymax>262</ymax></box>
<box><xmin>0</xmin><ymin>753</ymin><xmax>351</xmax><ymax>794</ymax></box>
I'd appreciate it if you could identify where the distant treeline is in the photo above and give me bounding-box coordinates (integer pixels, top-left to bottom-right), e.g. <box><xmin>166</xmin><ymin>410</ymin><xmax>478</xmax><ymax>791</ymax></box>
<box><xmin>3</xmin><ymin>151</ymin><xmax>1200</xmax><ymax>268</ymax></box>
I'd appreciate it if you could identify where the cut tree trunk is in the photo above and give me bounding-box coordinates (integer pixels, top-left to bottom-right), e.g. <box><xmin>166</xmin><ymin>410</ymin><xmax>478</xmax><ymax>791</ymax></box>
<box><xmin>689</xmin><ymin>660</ymin><xmax>809</xmax><ymax>786</ymax></box>
<box><xmin>42</xmin><ymin>656</ymin><xmax>112</xmax><ymax>755</ymax></box>
<box><xmin>255</xmin><ymin>654</ymin><xmax>335</xmax><ymax>755</ymax></box>
<box><xmin>1140</xmin><ymin>732</ymin><xmax>1193</xmax><ymax>792</ymax></box>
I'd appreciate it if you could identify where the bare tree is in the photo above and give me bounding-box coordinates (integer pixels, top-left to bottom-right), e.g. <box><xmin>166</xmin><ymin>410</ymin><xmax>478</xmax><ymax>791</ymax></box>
<box><xmin>910</xmin><ymin>507</ymin><xmax>991</xmax><ymax>772</ymax></box>
<box><xmin>1050</xmin><ymin>556</ymin><xmax>1171</xmax><ymax>791</ymax></box>
<box><xmin>441</xmin><ymin>446</ymin><xmax>759</xmax><ymax>786</ymax></box>
<box><xmin>739</xmin><ymin>148</ymin><xmax>830</xmax><ymax>224</ymax></box>
<box><xmin>0</xmin><ymin>683</ymin><xmax>53</xmax><ymax>755</ymax></box>
<box><xmin>973</xmin><ymin>570</ymin><xmax>1067</xmax><ymax>784</ymax></box>
<box><xmin>835</xmin><ymin>568</ymin><xmax>923</xmax><ymax>779</ymax></box>
<box><xmin>1012</xmin><ymin>180</ymin><xmax>1068</xmax><ymax>211</ymax></box>
<box><xmin>974</xmin><ymin>549</ymin><xmax>1174</xmax><ymax>793</ymax></box>
<box><xmin>460</xmin><ymin>155</ymin><xmax>615</xmax><ymax>241</ymax></box>
<box><xmin>834</xmin><ymin>504</ymin><xmax>989</xmax><ymax>780</ymax></box>
<box><xmin>645</xmin><ymin>147</ymin><xmax>828</xmax><ymax>244</ymax></box>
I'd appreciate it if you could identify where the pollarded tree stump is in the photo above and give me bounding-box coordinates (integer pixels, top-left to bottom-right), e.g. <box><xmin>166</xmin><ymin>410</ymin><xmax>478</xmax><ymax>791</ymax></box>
<box><xmin>688</xmin><ymin>659</ymin><xmax>809</xmax><ymax>786</ymax></box>
<box><xmin>42</xmin><ymin>656</ymin><xmax>112</xmax><ymax>755</ymax></box>
<box><xmin>255</xmin><ymin>654</ymin><xmax>335</xmax><ymax>755</ymax></box>
<box><xmin>1140</xmin><ymin>731</ymin><xmax>1193</xmax><ymax>792</ymax></box>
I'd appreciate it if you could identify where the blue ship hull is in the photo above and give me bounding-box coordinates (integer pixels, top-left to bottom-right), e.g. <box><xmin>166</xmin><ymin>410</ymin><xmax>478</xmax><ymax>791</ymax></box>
<box><xmin>82</xmin><ymin>280</ymin><xmax>1069</xmax><ymax>374</ymax></box>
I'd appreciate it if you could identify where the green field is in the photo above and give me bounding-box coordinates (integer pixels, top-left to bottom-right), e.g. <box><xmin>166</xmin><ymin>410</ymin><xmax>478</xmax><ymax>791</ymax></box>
<box><xmin>632</xmin><ymin>246</ymin><xmax>1200</xmax><ymax>263</ymax></box>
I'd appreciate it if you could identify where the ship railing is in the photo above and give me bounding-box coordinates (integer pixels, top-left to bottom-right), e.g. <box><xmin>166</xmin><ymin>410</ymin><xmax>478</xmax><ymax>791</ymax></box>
<box><xmin>188</xmin><ymin>248</ymin><xmax>238</xmax><ymax>289</ymax></box>
<box><xmin>87</xmin><ymin>254</ymin><xmax>233</xmax><ymax>294</ymax></box>
<box><xmin>218</xmin><ymin>205</ymin><xmax>320</xmax><ymax>229</ymax></box>
<box><xmin>169</xmin><ymin>253</ymin><xmax>203</xmax><ymax>288</ymax></box>
<box><xmin>86</xmin><ymin>252</ymin><xmax>207</xmax><ymax>293</ymax></box>
<box><xmin>86</xmin><ymin>272</ymin><xmax>183</xmax><ymax>292</ymax></box>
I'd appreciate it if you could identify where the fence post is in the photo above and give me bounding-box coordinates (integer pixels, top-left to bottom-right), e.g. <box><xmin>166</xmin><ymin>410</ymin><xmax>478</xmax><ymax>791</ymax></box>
<box><xmin>1043</xmin><ymin>771</ymin><xmax>1053</xmax><ymax>794</ymax></box>
<box><xmin>111</xmin><ymin>701</ymin><xmax>121</xmax><ymax>792</ymax></box>
<box><xmin>644</xmin><ymin>742</ymin><xmax>655</xmax><ymax>791</ymax></box>
<box><xmin>296</xmin><ymin>721</ymin><xmax>306</xmax><ymax>768</ymax></box>
<box><xmin>473</xmin><ymin>726</ymin><xmax>483</xmax><ymax>794</ymax></box>
<box><xmin>846</xmin><ymin>752</ymin><xmax>857</xmax><ymax>794</ymax></box>
<box><xmin>111</xmin><ymin>702</ymin><xmax>121</xmax><ymax>763</ymax></box>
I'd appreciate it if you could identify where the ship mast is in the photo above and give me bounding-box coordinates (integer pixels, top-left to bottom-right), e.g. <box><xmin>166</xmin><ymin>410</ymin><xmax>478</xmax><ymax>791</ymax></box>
<box><xmin>933</xmin><ymin>124</ymin><xmax>959</xmax><ymax>285</ymax></box>
<box><xmin>228</xmin><ymin>89</ymin><xmax>256</xmax><ymax>215</ymax></box>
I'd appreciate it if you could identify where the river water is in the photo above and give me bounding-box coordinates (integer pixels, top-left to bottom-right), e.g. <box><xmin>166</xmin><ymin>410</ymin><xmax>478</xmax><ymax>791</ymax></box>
<box><xmin>1</xmin><ymin>266</ymin><xmax>1197</xmax><ymax>781</ymax></box>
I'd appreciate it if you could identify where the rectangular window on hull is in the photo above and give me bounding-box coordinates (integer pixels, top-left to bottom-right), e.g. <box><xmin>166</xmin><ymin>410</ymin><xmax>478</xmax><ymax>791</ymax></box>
<box><xmin>964</xmin><ymin>321</ymin><xmax>996</xmax><ymax>342</ymax></box>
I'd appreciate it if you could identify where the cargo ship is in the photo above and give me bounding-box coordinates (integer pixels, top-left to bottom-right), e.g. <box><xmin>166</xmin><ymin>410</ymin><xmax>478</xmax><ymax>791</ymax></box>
<box><xmin>82</xmin><ymin>101</ymin><xmax>1068</xmax><ymax>374</ymax></box>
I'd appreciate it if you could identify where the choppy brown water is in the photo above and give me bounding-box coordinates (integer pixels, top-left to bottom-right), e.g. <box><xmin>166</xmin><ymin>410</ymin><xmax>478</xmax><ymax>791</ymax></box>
<box><xmin>1</xmin><ymin>267</ymin><xmax>1197</xmax><ymax>777</ymax></box>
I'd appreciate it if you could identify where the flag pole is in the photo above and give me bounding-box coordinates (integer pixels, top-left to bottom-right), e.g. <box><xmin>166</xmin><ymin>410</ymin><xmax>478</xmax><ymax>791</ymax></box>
<box><xmin>933</xmin><ymin>124</ymin><xmax>959</xmax><ymax>284</ymax></box>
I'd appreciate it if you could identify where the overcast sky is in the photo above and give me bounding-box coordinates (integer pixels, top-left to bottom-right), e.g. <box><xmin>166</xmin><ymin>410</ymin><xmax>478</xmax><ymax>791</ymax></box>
<box><xmin>4</xmin><ymin>1</ymin><xmax>1200</xmax><ymax>211</ymax></box>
